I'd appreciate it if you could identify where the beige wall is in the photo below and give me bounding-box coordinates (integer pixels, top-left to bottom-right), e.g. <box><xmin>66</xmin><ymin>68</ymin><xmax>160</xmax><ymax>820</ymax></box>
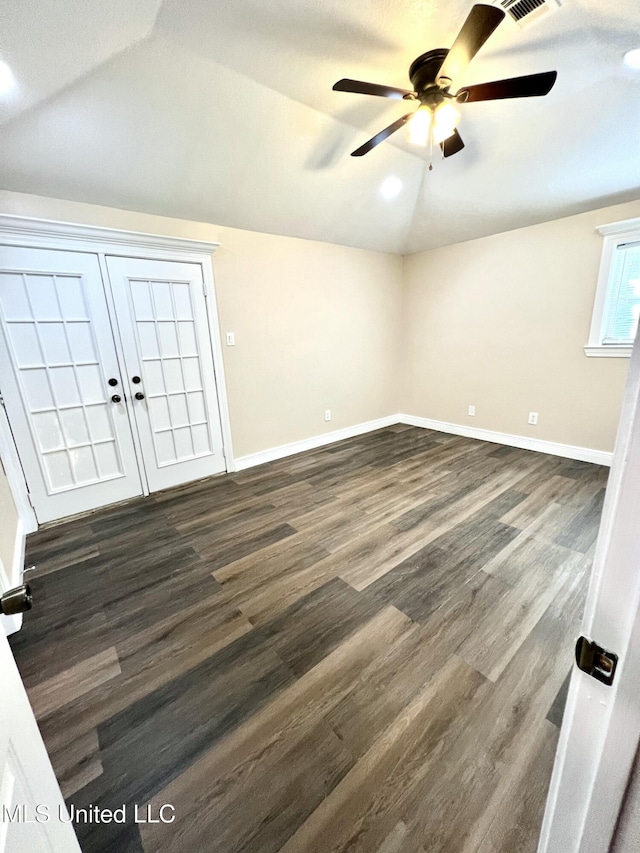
<box><xmin>401</xmin><ymin>200</ymin><xmax>640</xmax><ymax>453</ymax></box>
<box><xmin>1</xmin><ymin>191</ymin><xmax>638</xmax><ymax>467</ymax></box>
<box><xmin>0</xmin><ymin>461</ymin><xmax>19</xmax><ymax>580</ymax></box>
<box><xmin>213</xmin><ymin>228</ymin><xmax>402</xmax><ymax>455</ymax></box>
<box><xmin>0</xmin><ymin>191</ymin><xmax>404</xmax><ymax>458</ymax></box>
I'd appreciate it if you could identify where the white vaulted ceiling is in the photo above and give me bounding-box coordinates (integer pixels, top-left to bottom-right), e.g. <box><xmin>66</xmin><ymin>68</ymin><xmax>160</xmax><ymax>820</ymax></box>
<box><xmin>0</xmin><ymin>0</ymin><xmax>638</xmax><ymax>253</ymax></box>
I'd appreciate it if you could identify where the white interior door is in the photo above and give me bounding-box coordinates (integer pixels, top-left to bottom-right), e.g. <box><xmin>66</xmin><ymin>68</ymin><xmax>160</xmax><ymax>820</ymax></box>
<box><xmin>538</xmin><ymin>329</ymin><xmax>640</xmax><ymax>852</ymax></box>
<box><xmin>0</xmin><ymin>630</ymin><xmax>81</xmax><ymax>852</ymax></box>
<box><xmin>106</xmin><ymin>256</ymin><xmax>226</xmax><ymax>492</ymax></box>
<box><xmin>0</xmin><ymin>247</ymin><xmax>143</xmax><ymax>523</ymax></box>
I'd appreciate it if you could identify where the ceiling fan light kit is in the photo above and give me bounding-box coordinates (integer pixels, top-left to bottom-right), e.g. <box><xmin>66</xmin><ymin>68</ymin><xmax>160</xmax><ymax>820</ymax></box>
<box><xmin>408</xmin><ymin>103</ymin><xmax>460</xmax><ymax>147</ymax></box>
<box><xmin>332</xmin><ymin>3</ymin><xmax>558</xmax><ymax>159</ymax></box>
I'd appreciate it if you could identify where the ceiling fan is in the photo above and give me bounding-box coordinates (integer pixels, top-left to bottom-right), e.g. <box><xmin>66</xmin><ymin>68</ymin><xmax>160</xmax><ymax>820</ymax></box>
<box><xmin>332</xmin><ymin>3</ymin><xmax>557</xmax><ymax>158</ymax></box>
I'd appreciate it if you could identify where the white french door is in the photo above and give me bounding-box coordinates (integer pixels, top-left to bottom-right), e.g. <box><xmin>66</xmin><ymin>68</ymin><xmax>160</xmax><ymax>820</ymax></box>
<box><xmin>0</xmin><ymin>247</ymin><xmax>227</xmax><ymax>524</ymax></box>
<box><xmin>105</xmin><ymin>256</ymin><xmax>226</xmax><ymax>491</ymax></box>
<box><xmin>0</xmin><ymin>247</ymin><xmax>143</xmax><ymax>523</ymax></box>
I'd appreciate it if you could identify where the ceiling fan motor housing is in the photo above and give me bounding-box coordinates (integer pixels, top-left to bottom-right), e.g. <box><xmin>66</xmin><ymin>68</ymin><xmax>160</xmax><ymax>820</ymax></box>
<box><xmin>409</xmin><ymin>48</ymin><xmax>450</xmax><ymax>106</ymax></box>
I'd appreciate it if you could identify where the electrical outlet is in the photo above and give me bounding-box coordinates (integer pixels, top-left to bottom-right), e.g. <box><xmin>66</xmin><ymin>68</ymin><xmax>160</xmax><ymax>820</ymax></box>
<box><xmin>528</xmin><ymin>412</ymin><xmax>539</xmax><ymax>425</ymax></box>
<box><xmin>226</xmin><ymin>332</ymin><xmax>235</xmax><ymax>346</ymax></box>
<box><xmin>324</xmin><ymin>409</ymin><xmax>331</xmax><ymax>422</ymax></box>
<box><xmin>468</xmin><ymin>405</ymin><xmax>476</xmax><ymax>416</ymax></box>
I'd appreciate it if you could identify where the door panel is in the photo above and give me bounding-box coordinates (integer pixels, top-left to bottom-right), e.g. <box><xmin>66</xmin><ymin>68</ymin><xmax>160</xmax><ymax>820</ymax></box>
<box><xmin>106</xmin><ymin>257</ymin><xmax>225</xmax><ymax>491</ymax></box>
<box><xmin>0</xmin><ymin>247</ymin><xmax>143</xmax><ymax>523</ymax></box>
<box><xmin>0</xmin><ymin>631</ymin><xmax>81</xmax><ymax>852</ymax></box>
<box><xmin>539</xmin><ymin>329</ymin><xmax>640</xmax><ymax>852</ymax></box>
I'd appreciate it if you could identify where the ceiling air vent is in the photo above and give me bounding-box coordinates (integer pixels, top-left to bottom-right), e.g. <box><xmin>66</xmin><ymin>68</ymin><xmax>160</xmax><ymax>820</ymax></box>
<box><xmin>499</xmin><ymin>0</ymin><xmax>561</xmax><ymax>28</ymax></box>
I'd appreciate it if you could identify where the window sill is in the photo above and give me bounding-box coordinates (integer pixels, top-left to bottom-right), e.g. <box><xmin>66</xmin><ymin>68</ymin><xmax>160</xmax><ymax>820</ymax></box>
<box><xmin>584</xmin><ymin>345</ymin><xmax>632</xmax><ymax>358</ymax></box>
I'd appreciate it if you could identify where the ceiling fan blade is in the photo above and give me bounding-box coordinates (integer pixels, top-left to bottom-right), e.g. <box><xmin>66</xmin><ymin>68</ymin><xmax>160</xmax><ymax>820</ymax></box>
<box><xmin>440</xmin><ymin>128</ymin><xmax>465</xmax><ymax>158</ymax></box>
<box><xmin>455</xmin><ymin>70</ymin><xmax>558</xmax><ymax>102</ymax></box>
<box><xmin>436</xmin><ymin>4</ymin><xmax>505</xmax><ymax>86</ymax></box>
<box><xmin>333</xmin><ymin>78</ymin><xmax>416</xmax><ymax>100</ymax></box>
<box><xmin>351</xmin><ymin>113</ymin><xmax>414</xmax><ymax>157</ymax></box>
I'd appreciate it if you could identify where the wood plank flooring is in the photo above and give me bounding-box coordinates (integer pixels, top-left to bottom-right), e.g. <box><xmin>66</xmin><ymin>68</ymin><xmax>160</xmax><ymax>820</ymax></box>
<box><xmin>9</xmin><ymin>426</ymin><xmax>608</xmax><ymax>853</ymax></box>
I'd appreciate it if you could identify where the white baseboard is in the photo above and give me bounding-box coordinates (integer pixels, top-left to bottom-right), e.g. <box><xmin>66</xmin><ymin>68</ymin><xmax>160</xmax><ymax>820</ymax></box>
<box><xmin>231</xmin><ymin>411</ymin><xmax>613</xmax><ymax>473</ymax></box>
<box><xmin>233</xmin><ymin>415</ymin><xmax>401</xmax><ymax>471</ymax></box>
<box><xmin>399</xmin><ymin>414</ymin><xmax>613</xmax><ymax>466</ymax></box>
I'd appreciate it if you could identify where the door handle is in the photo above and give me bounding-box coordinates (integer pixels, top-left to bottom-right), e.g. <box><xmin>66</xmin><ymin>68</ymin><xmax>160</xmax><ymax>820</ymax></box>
<box><xmin>135</xmin><ymin>392</ymin><xmax>145</xmax><ymax>401</ymax></box>
<box><xmin>111</xmin><ymin>394</ymin><xmax>122</xmax><ymax>403</ymax></box>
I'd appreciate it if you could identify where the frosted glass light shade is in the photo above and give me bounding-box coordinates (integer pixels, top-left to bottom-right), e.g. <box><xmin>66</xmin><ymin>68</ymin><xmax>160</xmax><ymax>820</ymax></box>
<box><xmin>408</xmin><ymin>108</ymin><xmax>431</xmax><ymax>146</ymax></box>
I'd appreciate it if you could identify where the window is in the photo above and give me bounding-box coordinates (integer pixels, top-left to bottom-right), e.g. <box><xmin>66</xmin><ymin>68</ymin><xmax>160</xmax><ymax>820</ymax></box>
<box><xmin>586</xmin><ymin>218</ymin><xmax>640</xmax><ymax>358</ymax></box>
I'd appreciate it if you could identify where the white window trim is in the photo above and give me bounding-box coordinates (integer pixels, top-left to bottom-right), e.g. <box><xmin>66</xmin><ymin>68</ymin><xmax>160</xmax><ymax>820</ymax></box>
<box><xmin>585</xmin><ymin>217</ymin><xmax>640</xmax><ymax>358</ymax></box>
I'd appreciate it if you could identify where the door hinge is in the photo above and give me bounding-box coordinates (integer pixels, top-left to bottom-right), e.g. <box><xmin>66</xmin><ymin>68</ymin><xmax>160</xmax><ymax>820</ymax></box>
<box><xmin>202</xmin><ymin>280</ymin><xmax>207</xmax><ymax>298</ymax></box>
<box><xmin>0</xmin><ymin>389</ymin><xmax>5</xmax><ymax>408</ymax></box>
<box><xmin>575</xmin><ymin>636</ymin><xmax>618</xmax><ymax>686</ymax></box>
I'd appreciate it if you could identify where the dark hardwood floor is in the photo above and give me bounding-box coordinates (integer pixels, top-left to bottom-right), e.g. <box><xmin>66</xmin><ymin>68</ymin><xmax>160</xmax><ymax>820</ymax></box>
<box><xmin>9</xmin><ymin>425</ymin><xmax>608</xmax><ymax>853</ymax></box>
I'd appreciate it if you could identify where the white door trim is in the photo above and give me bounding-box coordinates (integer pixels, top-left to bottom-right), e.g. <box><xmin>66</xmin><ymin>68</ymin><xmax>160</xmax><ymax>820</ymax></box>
<box><xmin>0</xmin><ymin>403</ymin><xmax>36</xmax><ymax>534</ymax></box>
<box><xmin>0</xmin><ymin>215</ymin><xmax>221</xmax><ymax>257</ymax></box>
<box><xmin>201</xmin><ymin>256</ymin><xmax>235</xmax><ymax>471</ymax></box>
<box><xmin>0</xmin><ymin>518</ymin><xmax>26</xmax><ymax>635</ymax></box>
<box><xmin>0</xmin><ymin>215</ymin><xmax>235</xmax><ymax>496</ymax></box>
